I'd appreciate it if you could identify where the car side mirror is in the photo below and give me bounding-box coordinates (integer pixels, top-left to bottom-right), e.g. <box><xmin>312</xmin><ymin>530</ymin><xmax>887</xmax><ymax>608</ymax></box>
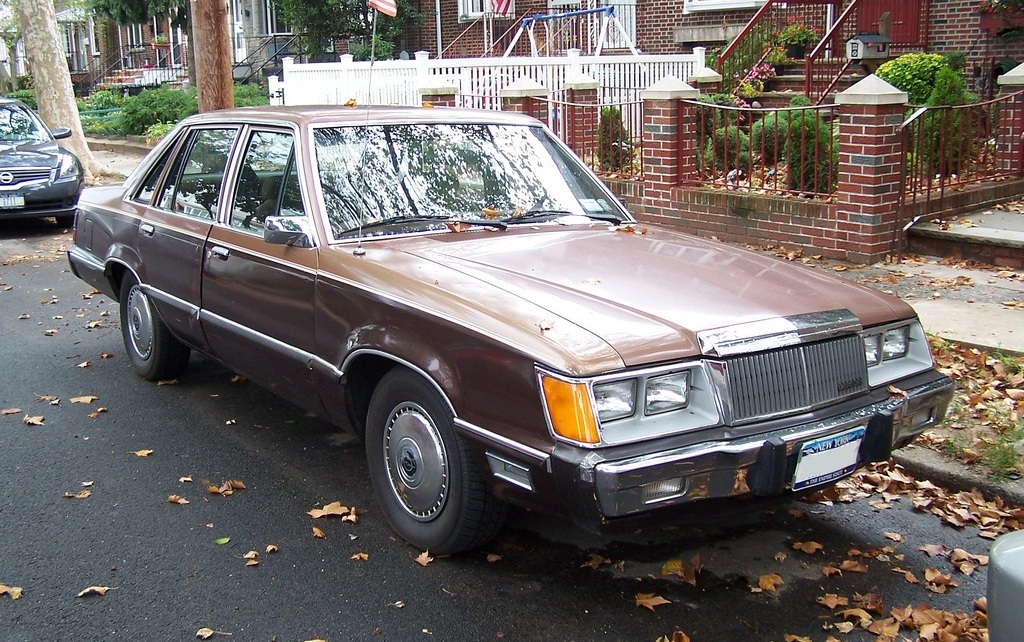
<box><xmin>264</xmin><ymin>216</ymin><xmax>315</xmax><ymax>248</ymax></box>
<box><xmin>51</xmin><ymin>127</ymin><xmax>72</xmax><ymax>140</ymax></box>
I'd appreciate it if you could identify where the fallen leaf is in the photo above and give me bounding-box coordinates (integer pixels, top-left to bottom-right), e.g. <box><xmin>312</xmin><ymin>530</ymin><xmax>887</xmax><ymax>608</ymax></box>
<box><xmin>839</xmin><ymin>559</ymin><xmax>868</xmax><ymax>573</ymax></box>
<box><xmin>635</xmin><ymin>592</ymin><xmax>671</xmax><ymax>611</ymax></box>
<box><xmin>822</xmin><ymin>565</ymin><xmax>843</xmax><ymax>577</ymax></box>
<box><xmin>758</xmin><ymin>573</ymin><xmax>784</xmax><ymax>592</ymax></box>
<box><xmin>1</xmin><ymin>408</ymin><xmax>21</xmax><ymax>415</ymax></box>
<box><xmin>783</xmin><ymin>635</ymin><xmax>812</xmax><ymax>642</ymax></box>
<box><xmin>156</xmin><ymin>379</ymin><xmax>178</xmax><ymax>386</ymax></box>
<box><xmin>70</xmin><ymin>396</ymin><xmax>98</xmax><ymax>404</ymax></box>
<box><xmin>23</xmin><ymin>415</ymin><xmax>44</xmax><ymax>426</ymax></box>
<box><xmin>245</xmin><ymin>559</ymin><xmax>258</xmax><ymax>567</ymax></box>
<box><xmin>312</xmin><ymin>527</ymin><xmax>326</xmax><ymax>539</ymax></box>
<box><xmin>919</xmin><ymin>543</ymin><xmax>950</xmax><ymax>557</ymax></box>
<box><xmin>0</xmin><ymin>584</ymin><xmax>24</xmax><ymax>600</ymax></box>
<box><xmin>266</xmin><ymin>544</ymin><xmax>279</xmax><ymax>554</ymax></box>
<box><xmin>351</xmin><ymin>552</ymin><xmax>369</xmax><ymax>561</ymax></box>
<box><xmin>196</xmin><ymin>627</ymin><xmax>233</xmax><ymax>639</ymax></box>
<box><xmin>179</xmin><ymin>476</ymin><xmax>193</xmax><ymax>483</ymax></box>
<box><xmin>76</xmin><ymin>361</ymin><xmax>90</xmax><ymax>368</ymax></box>
<box><xmin>81</xmin><ymin>481</ymin><xmax>93</xmax><ymax>487</ymax></box>
<box><xmin>133</xmin><ymin>449</ymin><xmax>153</xmax><ymax>457</ymax></box>
<box><xmin>63</xmin><ymin>490</ymin><xmax>91</xmax><ymax>499</ymax></box>
<box><xmin>581</xmin><ymin>552</ymin><xmax>610</xmax><ymax>569</ymax></box>
<box><xmin>415</xmin><ymin>550</ymin><xmax>433</xmax><ymax>567</ymax></box>
<box><xmin>214</xmin><ymin>537</ymin><xmax>231</xmax><ymax>545</ymax></box>
<box><xmin>167</xmin><ymin>495</ymin><xmax>189</xmax><ymax>504</ymax></box>
<box><xmin>838</xmin><ymin>607</ymin><xmax>873</xmax><ymax>628</ymax></box>
<box><xmin>243</xmin><ymin>551</ymin><xmax>258</xmax><ymax>560</ymax></box>
<box><xmin>817</xmin><ymin>593</ymin><xmax>849</xmax><ymax>609</ymax></box>
<box><xmin>77</xmin><ymin>585</ymin><xmax>114</xmax><ymax>597</ymax></box>
<box><xmin>87</xmin><ymin>407</ymin><xmax>108</xmax><ymax>419</ymax></box>
<box><xmin>307</xmin><ymin>501</ymin><xmax>349</xmax><ymax>518</ymax></box>
<box><xmin>486</xmin><ymin>553</ymin><xmax>502</xmax><ymax>563</ymax></box>
<box><xmin>883</xmin><ymin>531</ymin><xmax>902</xmax><ymax>542</ymax></box>
<box><xmin>792</xmin><ymin>541</ymin><xmax>824</xmax><ymax>554</ymax></box>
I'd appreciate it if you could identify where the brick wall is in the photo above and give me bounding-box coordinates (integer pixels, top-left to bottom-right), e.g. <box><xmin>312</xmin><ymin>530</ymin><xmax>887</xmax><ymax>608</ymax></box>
<box><xmin>637</xmin><ymin>1</ymin><xmax>755</xmax><ymax>53</ymax></box>
<box><xmin>929</xmin><ymin>0</ymin><xmax>1024</xmax><ymax>95</ymax></box>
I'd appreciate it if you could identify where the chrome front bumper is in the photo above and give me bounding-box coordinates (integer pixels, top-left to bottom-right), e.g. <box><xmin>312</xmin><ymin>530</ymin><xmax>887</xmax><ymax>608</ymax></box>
<box><xmin>590</xmin><ymin>373</ymin><xmax>953</xmax><ymax>518</ymax></box>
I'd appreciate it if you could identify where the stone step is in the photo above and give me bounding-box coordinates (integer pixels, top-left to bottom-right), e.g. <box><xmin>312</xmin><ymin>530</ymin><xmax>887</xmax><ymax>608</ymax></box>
<box><xmin>908</xmin><ymin>209</ymin><xmax>1024</xmax><ymax>270</ymax></box>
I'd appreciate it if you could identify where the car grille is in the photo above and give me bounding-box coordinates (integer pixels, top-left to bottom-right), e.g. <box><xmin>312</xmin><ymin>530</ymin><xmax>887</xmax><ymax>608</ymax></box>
<box><xmin>0</xmin><ymin>167</ymin><xmax>51</xmax><ymax>186</ymax></box>
<box><xmin>724</xmin><ymin>335</ymin><xmax>868</xmax><ymax>423</ymax></box>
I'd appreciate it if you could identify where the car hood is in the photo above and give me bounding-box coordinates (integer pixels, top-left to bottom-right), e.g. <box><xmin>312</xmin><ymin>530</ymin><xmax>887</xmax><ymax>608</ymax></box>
<box><xmin>0</xmin><ymin>140</ymin><xmax>62</xmax><ymax>168</ymax></box>
<box><xmin>343</xmin><ymin>224</ymin><xmax>914</xmax><ymax>373</ymax></box>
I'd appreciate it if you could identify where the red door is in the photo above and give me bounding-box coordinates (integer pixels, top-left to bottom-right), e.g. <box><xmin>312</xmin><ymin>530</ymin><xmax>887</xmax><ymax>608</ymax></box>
<box><xmin>857</xmin><ymin>0</ymin><xmax>926</xmax><ymax>49</ymax></box>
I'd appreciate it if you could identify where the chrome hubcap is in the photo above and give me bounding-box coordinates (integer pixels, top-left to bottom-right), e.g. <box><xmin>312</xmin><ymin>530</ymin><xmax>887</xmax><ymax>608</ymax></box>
<box><xmin>383</xmin><ymin>403</ymin><xmax>449</xmax><ymax>522</ymax></box>
<box><xmin>126</xmin><ymin>286</ymin><xmax>153</xmax><ymax>360</ymax></box>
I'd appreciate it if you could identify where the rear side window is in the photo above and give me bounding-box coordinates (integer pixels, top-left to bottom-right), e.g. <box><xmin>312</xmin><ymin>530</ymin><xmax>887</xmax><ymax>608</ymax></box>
<box><xmin>156</xmin><ymin>127</ymin><xmax>237</xmax><ymax>220</ymax></box>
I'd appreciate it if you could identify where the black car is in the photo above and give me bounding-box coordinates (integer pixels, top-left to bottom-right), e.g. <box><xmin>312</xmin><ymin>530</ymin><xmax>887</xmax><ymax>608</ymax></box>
<box><xmin>0</xmin><ymin>98</ymin><xmax>83</xmax><ymax>226</ymax></box>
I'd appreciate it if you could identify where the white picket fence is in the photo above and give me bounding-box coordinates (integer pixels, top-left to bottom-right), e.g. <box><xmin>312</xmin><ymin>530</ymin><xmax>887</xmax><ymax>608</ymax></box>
<box><xmin>268</xmin><ymin>48</ymin><xmax>706</xmax><ymax>111</ymax></box>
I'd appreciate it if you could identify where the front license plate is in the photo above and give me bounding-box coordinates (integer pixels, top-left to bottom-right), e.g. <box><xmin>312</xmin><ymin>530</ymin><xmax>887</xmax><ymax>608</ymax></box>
<box><xmin>0</xmin><ymin>194</ymin><xmax>24</xmax><ymax>209</ymax></box>
<box><xmin>792</xmin><ymin>426</ymin><xmax>866</xmax><ymax>491</ymax></box>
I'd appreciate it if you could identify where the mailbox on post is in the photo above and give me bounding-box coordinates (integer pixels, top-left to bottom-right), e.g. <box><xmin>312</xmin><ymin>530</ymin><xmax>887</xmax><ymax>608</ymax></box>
<box><xmin>845</xmin><ymin>34</ymin><xmax>890</xmax><ymax>61</ymax></box>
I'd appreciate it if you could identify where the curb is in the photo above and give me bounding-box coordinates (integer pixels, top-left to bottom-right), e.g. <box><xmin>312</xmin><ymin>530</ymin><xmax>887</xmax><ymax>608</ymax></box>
<box><xmin>86</xmin><ymin>137</ymin><xmax>151</xmax><ymax>157</ymax></box>
<box><xmin>893</xmin><ymin>445</ymin><xmax>1024</xmax><ymax>507</ymax></box>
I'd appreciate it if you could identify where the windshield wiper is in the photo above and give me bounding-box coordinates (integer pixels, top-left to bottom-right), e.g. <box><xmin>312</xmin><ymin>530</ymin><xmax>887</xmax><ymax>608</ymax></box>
<box><xmin>348</xmin><ymin>216</ymin><xmax>507</xmax><ymax>235</ymax></box>
<box><xmin>506</xmin><ymin>210</ymin><xmax>625</xmax><ymax>225</ymax></box>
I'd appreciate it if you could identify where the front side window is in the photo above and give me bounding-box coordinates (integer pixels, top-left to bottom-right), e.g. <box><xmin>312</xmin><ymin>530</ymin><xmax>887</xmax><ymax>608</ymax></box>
<box><xmin>230</xmin><ymin>130</ymin><xmax>300</xmax><ymax>233</ymax></box>
<box><xmin>313</xmin><ymin>123</ymin><xmax>627</xmax><ymax>240</ymax></box>
<box><xmin>157</xmin><ymin>128</ymin><xmax>237</xmax><ymax>220</ymax></box>
<box><xmin>0</xmin><ymin>105</ymin><xmax>47</xmax><ymax>143</ymax></box>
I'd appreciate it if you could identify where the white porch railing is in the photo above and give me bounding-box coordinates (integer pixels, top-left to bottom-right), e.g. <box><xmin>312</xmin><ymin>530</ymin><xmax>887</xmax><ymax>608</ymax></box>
<box><xmin>268</xmin><ymin>48</ymin><xmax>706</xmax><ymax>111</ymax></box>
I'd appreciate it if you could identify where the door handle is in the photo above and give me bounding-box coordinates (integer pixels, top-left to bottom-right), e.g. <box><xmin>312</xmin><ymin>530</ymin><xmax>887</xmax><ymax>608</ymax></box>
<box><xmin>140</xmin><ymin>223</ymin><xmax>155</xmax><ymax>237</ymax></box>
<box><xmin>210</xmin><ymin>246</ymin><xmax>230</xmax><ymax>261</ymax></box>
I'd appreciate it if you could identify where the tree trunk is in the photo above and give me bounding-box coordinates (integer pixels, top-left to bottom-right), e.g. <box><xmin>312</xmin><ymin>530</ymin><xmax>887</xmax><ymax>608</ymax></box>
<box><xmin>191</xmin><ymin>0</ymin><xmax>234</xmax><ymax>112</ymax></box>
<box><xmin>16</xmin><ymin>0</ymin><xmax>105</xmax><ymax>180</ymax></box>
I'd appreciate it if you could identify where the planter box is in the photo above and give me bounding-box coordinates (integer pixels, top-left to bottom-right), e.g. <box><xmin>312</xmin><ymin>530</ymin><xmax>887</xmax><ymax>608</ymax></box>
<box><xmin>979</xmin><ymin>11</ymin><xmax>1024</xmax><ymax>33</ymax></box>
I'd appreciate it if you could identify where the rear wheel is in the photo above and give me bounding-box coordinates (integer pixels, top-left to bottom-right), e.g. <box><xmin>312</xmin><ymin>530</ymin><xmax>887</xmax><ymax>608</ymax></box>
<box><xmin>366</xmin><ymin>369</ymin><xmax>506</xmax><ymax>554</ymax></box>
<box><xmin>119</xmin><ymin>273</ymin><xmax>190</xmax><ymax>381</ymax></box>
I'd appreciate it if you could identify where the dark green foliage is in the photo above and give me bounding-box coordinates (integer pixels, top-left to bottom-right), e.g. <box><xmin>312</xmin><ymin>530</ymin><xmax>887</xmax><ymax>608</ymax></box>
<box><xmin>348</xmin><ymin>36</ymin><xmax>395</xmax><ymax>61</ymax></box>
<box><xmin>695</xmin><ymin>93</ymin><xmax>740</xmax><ymax>139</ymax></box>
<box><xmin>785</xmin><ymin>112</ymin><xmax>837</xmax><ymax>193</ymax></box>
<box><xmin>6</xmin><ymin>89</ymin><xmax>37</xmax><ymax>109</ymax></box>
<box><xmin>941</xmin><ymin>51</ymin><xmax>967</xmax><ymax>73</ymax></box>
<box><xmin>274</xmin><ymin>0</ymin><xmax>418</xmax><ymax>60</ymax></box>
<box><xmin>233</xmin><ymin>83</ymin><xmax>270</xmax><ymax>107</ymax></box>
<box><xmin>119</xmin><ymin>87</ymin><xmax>198</xmax><ymax>135</ymax></box>
<box><xmin>90</xmin><ymin>0</ymin><xmax>187</xmax><ymax>28</ymax></box>
<box><xmin>749</xmin><ymin>96</ymin><xmax>814</xmax><ymax>164</ymax></box>
<box><xmin>85</xmin><ymin>89</ymin><xmax>125</xmax><ymax>110</ymax></box>
<box><xmin>597</xmin><ymin>106</ymin><xmax>632</xmax><ymax>172</ymax></box>
<box><xmin>15</xmin><ymin>75</ymin><xmax>32</xmax><ymax>90</ymax></box>
<box><xmin>701</xmin><ymin>126</ymin><xmax>750</xmax><ymax>172</ymax></box>
<box><xmin>918</xmin><ymin>66</ymin><xmax>977</xmax><ymax>176</ymax></box>
<box><xmin>876</xmin><ymin>53</ymin><xmax>946</xmax><ymax>104</ymax></box>
<box><xmin>788</xmin><ymin>94</ymin><xmax>812</xmax><ymax>108</ymax></box>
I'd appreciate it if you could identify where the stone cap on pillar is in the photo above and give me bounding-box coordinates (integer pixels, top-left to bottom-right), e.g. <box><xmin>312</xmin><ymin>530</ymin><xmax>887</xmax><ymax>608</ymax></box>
<box><xmin>835</xmin><ymin>74</ymin><xmax>908</xmax><ymax>105</ymax></box>
<box><xmin>998</xmin><ymin>62</ymin><xmax>1024</xmax><ymax>87</ymax></box>
<box><xmin>418</xmin><ymin>78</ymin><xmax>458</xmax><ymax>97</ymax></box>
<box><xmin>565</xmin><ymin>73</ymin><xmax>599</xmax><ymax>91</ymax></box>
<box><xmin>687</xmin><ymin>67</ymin><xmax>723</xmax><ymax>85</ymax></box>
<box><xmin>499</xmin><ymin>77</ymin><xmax>547</xmax><ymax>99</ymax></box>
<box><xmin>640</xmin><ymin>75</ymin><xmax>699</xmax><ymax>101</ymax></box>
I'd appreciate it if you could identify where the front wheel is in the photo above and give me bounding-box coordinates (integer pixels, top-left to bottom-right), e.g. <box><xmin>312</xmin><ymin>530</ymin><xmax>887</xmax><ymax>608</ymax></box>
<box><xmin>119</xmin><ymin>273</ymin><xmax>190</xmax><ymax>381</ymax></box>
<box><xmin>366</xmin><ymin>369</ymin><xmax>506</xmax><ymax>554</ymax></box>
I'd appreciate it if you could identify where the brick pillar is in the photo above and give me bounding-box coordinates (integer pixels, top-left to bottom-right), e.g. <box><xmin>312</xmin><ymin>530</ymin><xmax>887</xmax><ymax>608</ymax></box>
<box><xmin>996</xmin><ymin>63</ymin><xmax>1024</xmax><ymax>176</ymax></box>
<box><xmin>640</xmin><ymin>76</ymin><xmax>699</xmax><ymax>217</ymax></box>
<box><xmin>499</xmin><ymin>77</ymin><xmax>548</xmax><ymax>125</ymax></box>
<box><xmin>688</xmin><ymin>67</ymin><xmax>723</xmax><ymax>96</ymax></box>
<box><xmin>835</xmin><ymin>75</ymin><xmax>908</xmax><ymax>263</ymax></box>
<box><xmin>565</xmin><ymin>73</ymin><xmax>599</xmax><ymax>163</ymax></box>
<box><xmin>418</xmin><ymin>79</ymin><xmax>459</xmax><ymax>108</ymax></box>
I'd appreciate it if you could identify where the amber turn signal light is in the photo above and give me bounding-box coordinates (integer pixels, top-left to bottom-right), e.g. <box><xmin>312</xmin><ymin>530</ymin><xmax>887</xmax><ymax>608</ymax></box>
<box><xmin>540</xmin><ymin>374</ymin><xmax>600</xmax><ymax>444</ymax></box>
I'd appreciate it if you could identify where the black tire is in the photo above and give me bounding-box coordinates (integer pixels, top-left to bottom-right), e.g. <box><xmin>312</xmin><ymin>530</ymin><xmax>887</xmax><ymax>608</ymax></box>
<box><xmin>54</xmin><ymin>214</ymin><xmax>75</xmax><ymax>228</ymax></box>
<box><xmin>366</xmin><ymin>369</ymin><xmax>507</xmax><ymax>554</ymax></box>
<box><xmin>119</xmin><ymin>273</ymin><xmax>190</xmax><ymax>381</ymax></box>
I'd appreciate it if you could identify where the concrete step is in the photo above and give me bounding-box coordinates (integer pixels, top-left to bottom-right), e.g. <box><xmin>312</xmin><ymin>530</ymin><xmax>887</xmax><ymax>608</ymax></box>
<box><xmin>908</xmin><ymin>209</ymin><xmax>1024</xmax><ymax>270</ymax></box>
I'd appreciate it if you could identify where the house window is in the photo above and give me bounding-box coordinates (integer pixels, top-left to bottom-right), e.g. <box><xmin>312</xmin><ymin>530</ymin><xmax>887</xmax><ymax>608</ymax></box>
<box><xmin>126</xmin><ymin>24</ymin><xmax>144</xmax><ymax>48</ymax></box>
<box><xmin>683</xmin><ymin>0</ymin><xmax>765</xmax><ymax>13</ymax></box>
<box><xmin>263</xmin><ymin>0</ymin><xmax>290</xmax><ymax>35</ymax></box>
<box><xmin>458</xmin><ymin>0</ymin><xmax>515</xmax><ymax>21</ymax></box>
<box><xmin>544</xmin><ymin>1</ymin><xmax>637</xmax><ymax>51</ymax></box>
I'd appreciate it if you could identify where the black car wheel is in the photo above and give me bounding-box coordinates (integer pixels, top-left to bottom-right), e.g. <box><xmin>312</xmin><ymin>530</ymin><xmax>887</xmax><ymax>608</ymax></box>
<box><xmin>366</xmin><ymin>369</ymin><xmax>506</xmax><ymax>554</ymax></box>
<box><xmin>119</xmin><ymin>274</ymin><xmax>190</xmax><ymax>381</ymax></box>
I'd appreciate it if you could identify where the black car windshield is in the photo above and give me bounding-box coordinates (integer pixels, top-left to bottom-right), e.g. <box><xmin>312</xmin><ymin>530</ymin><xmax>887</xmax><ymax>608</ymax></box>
<box><xmin>313</xmin><ymin>123</ymin><xmax>629</xmax><ymax>240</ymax></box>
<box><xmin>0</xmin><ymin>105</ymin><xmax>50</xmax><ymax>144</ymax></box>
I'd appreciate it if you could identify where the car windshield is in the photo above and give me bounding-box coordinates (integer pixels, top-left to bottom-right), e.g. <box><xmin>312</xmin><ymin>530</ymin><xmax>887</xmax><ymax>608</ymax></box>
<box><xmin>0</xmin><ymin>105</ymin><xmax>49</xmax><ymax>144</ymax></box>
<box><xmin>313</xmin><ymin>123</ymin><xmax>629</xmax><ymax>240</ymax></box>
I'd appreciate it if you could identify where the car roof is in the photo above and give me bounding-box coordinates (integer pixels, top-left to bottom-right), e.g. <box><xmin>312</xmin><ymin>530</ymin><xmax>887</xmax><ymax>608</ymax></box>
<box><xmin>183</xmin><ymin>104</ymin><xmax>543</xmax><ymax>128</ymax></box>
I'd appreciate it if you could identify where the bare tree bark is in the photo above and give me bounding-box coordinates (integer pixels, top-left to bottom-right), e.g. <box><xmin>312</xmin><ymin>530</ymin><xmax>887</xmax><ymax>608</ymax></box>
<box><xmin>16</xmin><ymin>0</ymin><xmax>106</xmax><ymax>181</ymax></box>
<box><xmin>191</xmin><ymin>0</ymin><xmax>233</xmax><ymax>112</ymax></box>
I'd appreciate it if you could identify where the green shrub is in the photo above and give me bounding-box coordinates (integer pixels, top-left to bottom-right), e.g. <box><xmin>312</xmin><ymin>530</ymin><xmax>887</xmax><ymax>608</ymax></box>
<box><xmin>941</xmin><ymin>51</ymin><xmax>967</xmax><ymax>73</ymax></box>
<box><xmin>917</xmin><ymin>66</ymin><xmax>977</xmax><ymax>176</ymax></box>
<box><xmin>86</xmin><ymin>89</ymin><xmax>125</xmax><ymax>110</ymax></box>
<box><xmin>144</xmin><ymin>122</ymin><xmax>176</xmax><ymax>145</ymax></box>
<box><xmin>785</xmin><ymin>112</ymin><xmax>837</xmax><ymax>193</ymax></box>
<box><xmin>876</xmin><ymin>53</ymin><xmax>946</xmax><ymax>104</ymax></box>
<box><xmin>701</xmin><ymin>126</ymin><xmax>750</xmax><ymax>172</ymax></box>
<box><xmin>597</xmin><ymin>106</ymin><xmax>632</xmax><ymax>172</ymax></box>
<box><xmin>6</xmin><ymin>89</ymin><xmax>36</xmax><ymax>109</ymax></box>
<box><xmin>15</xmin><ymin>74</ymin><xmax>32</xmax><ymax>90</ymax></box>
<box><xmin>749</xmin><ymin>96</ymin><xmax>814</xmax><ymax>164</ymax></box>
<box><xmin>119</xmin><ymin>87</ymin><xmax>198</xmax><ymax>135</ymax></box>
<box><xmin>695</xmin><ymin>93</ymin><xmax>741</xmax><ymax>139</ymax></box>
<box><xmin>233</xmin><ymin>82</ymin><xmax>270</xmax><ymax>107</ymax></box>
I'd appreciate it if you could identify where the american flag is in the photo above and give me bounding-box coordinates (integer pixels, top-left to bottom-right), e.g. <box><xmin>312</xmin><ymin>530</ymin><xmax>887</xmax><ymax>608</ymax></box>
<box><xmin>491</xmin><ymin>0</ymin><xmax>511</xmax><ymax>17</ymax></box>
<box><xmin>369</xmin><ymin>0</ymin><xmax>397</xmax><ymax>17</ymax></box>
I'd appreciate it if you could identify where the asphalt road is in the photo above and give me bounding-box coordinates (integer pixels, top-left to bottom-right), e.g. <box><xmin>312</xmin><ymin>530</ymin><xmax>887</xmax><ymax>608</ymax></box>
<box><xmin>0</xmin><ymin>216</ymin><xmax>994</xmax><ymax>642</ymax></box>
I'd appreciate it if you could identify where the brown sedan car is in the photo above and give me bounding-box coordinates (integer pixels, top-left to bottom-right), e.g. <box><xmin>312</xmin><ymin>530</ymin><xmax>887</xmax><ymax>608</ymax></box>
<box><xmin>68</xmin><ymin>105</ymin><xmax>953</xmax><ymax>553</ymax></box>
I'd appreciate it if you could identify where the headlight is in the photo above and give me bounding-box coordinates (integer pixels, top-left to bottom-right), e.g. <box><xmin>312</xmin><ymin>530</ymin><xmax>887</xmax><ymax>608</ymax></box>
<box><xmin>882</xmin><ymin>326</ymin><xmax>910</xmax><ymax>360</ymax></box>
<box><xmin>58</xmin><ymin>152</ymin><xmax>79</xmax><ymax>179</ymax></box>
<box><xmin>864</xmin><ymin>333</ymin><xmax>882</xmax><ymax>366</ymax></box>
<box><xmin>593</xmin><ymin>379</ymin><xmax>636</xmax><ymax>422</ymax></box>
<box><xmin>645</xmin><ymin>371</ymin><xmax>690</xmax><ymax>415</ymax></box>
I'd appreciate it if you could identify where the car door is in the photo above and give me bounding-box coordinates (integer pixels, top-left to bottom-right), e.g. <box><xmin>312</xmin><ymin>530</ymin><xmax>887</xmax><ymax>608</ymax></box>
<box><xmin>199</xmin><ymin>127</ymin><xmax>321</xmax><ymax>412</ymax></box>
<box><xmin>134</xmin><ymin>126</ymin><xmax>239</xmax><ymax>349</ymax></box>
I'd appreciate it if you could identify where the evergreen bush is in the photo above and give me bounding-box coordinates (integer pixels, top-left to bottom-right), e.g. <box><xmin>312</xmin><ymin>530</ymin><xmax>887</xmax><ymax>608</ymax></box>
<box><xmin>597</xmin><ymin>105</ymin><xmax>632</xmax><ymax>172</ymax></box>
<box><xmin>119</xmin><ymin>87</ymin><xmax>198</xmax><ymax>135</ymax></box>
<box><xmin>700</xmin><ymin>126</ymin><xmax>750</xmax><ymax>173</ymax></box>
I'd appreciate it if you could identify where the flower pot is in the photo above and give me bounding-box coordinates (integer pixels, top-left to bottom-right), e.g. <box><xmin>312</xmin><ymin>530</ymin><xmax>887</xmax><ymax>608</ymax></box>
<box><xmin>785</xmin><ymin>43</ymin><xmax>806</xmax><ymax>60</ymax></box>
